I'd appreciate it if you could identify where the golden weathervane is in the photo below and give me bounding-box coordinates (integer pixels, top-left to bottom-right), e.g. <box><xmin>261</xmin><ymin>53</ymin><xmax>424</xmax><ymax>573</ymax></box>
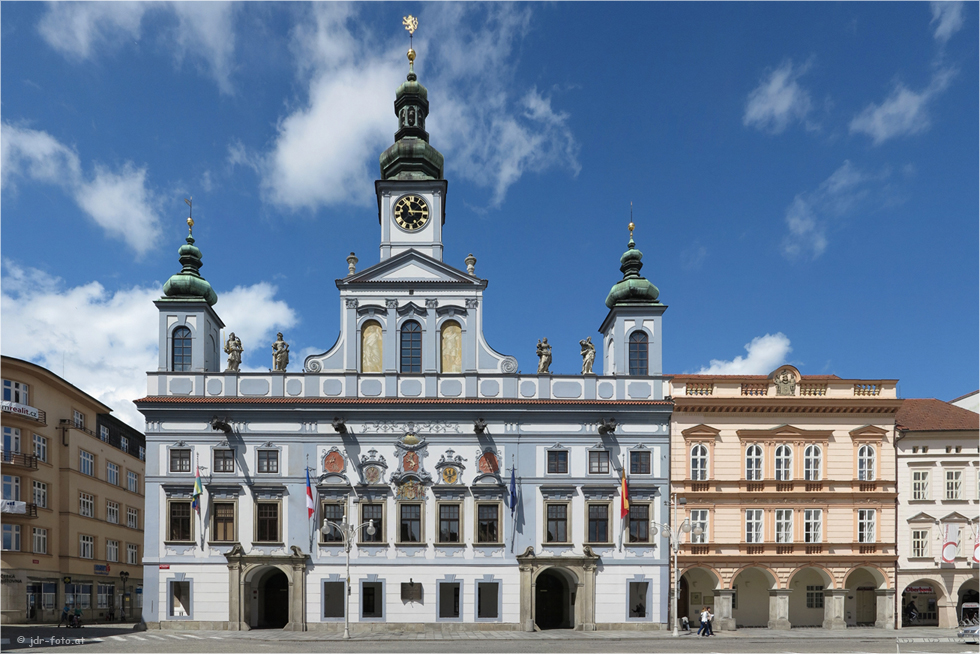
<box><xmin>184</xmin><ymin>197</ymin><xmax>194</xmax><ymax>235</ymax></box>
<box><xmin>629</xmin><ymin>201</ymin><xmax>635</xmax><ymax>239</ymax></box>
<box><xmin>403</xmin><ymin>15</ymin><xmax>418</xmax><ymax>65</ymax></box>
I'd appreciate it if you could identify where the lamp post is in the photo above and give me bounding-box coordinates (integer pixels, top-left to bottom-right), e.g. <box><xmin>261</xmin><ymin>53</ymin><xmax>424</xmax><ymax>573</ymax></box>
<box><xmin>652</xmin><ymin>493</ymin><xmax>702</xmax><ymax>637</ymax></box>
<box><xmin>319</xmin><ymin>507</ymin><xmax>375</xmax><ymax>640</ymax></box>
<box><xmin>118</xmin><ymin>570</ymin><xmax>130</xmax><ymax>622</ymax></box>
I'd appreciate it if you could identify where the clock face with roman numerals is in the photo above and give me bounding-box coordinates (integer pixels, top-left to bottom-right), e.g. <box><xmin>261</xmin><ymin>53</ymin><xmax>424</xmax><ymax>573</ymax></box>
<box><xmin>393</xmin><ymin>195</ymin><xmax>429</xmax><ymax>231</ymax></box>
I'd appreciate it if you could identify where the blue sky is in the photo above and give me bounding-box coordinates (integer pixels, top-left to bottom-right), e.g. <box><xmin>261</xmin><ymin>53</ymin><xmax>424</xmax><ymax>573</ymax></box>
<box><xmin>2</xmin><ymin>2</ymin><xmax>977</xmax><ymax>428</ymax></box>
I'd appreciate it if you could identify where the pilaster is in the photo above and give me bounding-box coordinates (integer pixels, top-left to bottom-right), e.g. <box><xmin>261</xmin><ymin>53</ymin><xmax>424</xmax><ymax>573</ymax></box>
<box><xmin>823</xmin><ymin>589</ymin><xmax>847</xmax><ymax>630</ymax></box>
<box><xmin>875</xmin><ymin>588</ymin><xmax>895</xmax><ymax>630</ymax></box>
<box><xmin>768</xmin><ymin>589</ymin><xmax>792</xmax><ymax>630</ymax></box>
<box><xmin>713</xmin><ymin>589</ymin><xmax>735</xmax><ymax>631</ymax></box>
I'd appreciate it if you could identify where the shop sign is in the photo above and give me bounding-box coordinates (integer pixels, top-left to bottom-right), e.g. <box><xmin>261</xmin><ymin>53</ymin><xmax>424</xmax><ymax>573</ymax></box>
<box><xmin>905</xmin><ymin>586</ymin><xmax>933</xmax><ymax>594</ymax></box>
<box><xmin>1</xmin><ymin>573</ymin><xmax>22</xmax><ymax>585</ymax></box>
<box><xmin>1</xmin><ymin>401</ymin><xmax>40</xmax><ymax>421</ymax></box>
<box><xmin>159</xmin><ymin>565</ymin><xmax>170</xmax><ymax>570</ymax></box>
<box><xmin>32</xmin><ymin>560</ymin><xmax>39</xmax><ymax>564</ymax></box>
<box><xmin>94</xmin><ymin>564</ymin><xmax>110</xmax><ymax>575</ymax></box>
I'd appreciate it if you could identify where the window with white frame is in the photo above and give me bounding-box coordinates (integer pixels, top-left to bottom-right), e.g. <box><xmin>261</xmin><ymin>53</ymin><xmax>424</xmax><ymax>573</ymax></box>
<box><xmin>257</xmin><ymin>449</ymin><xmax>279</xmax><ymax>474</ymax></box>
<box><xmin>2</xmin><ymin>524</ymin><xmax>20</xmax><ymax>551</ymax></box>
<box><xmin>857</xmin><ymin>445</ymin><xmax>875</xmax><ymax>481</ymax></box>
<box><xmin>3</xmin><ymin>379</ymin><xmax>29</xmax><ymax>404</ymax></box>
<box><xmin>690</xmin><ymin>509</ymin><xmax>708</xmax><ymax>543</ymax></box>
<box><xmin>32</xmin><ymin>480</ymin><xmax>47</xmax><ymax>508</ymax></box>
<box><xmin>33</xmin><ymin>434</ymin><xmax>47</xmax><ymax>462</ymax></box>
<box><xmin>127</xmin><ymin>507</ymin><xmax>139</xmax><ymax>529</ymax></box>
<box><xmin>107</xmin><ymin>462</ymin><xmax>119</xmax><ymax>486</ymax></box>
<box><xmin>79</xmin><ymin>534</ymin><xmax>94</xmax><ymax>559</ymax></box>
<box><xmin>804</xmin><ymin>509</ymin><xmax>822</xmax><ymax>543</ymax></box>
<box><xmin>99</xmin><ymin>425</ymin><xmax>109</xmax><ymax>442</ymax></box>
<box><xmin>911</xmin><ymin>529</ymin><xmax>929</xmax><ymax>557</ymax></box>
<box><xmin>3</xmin><ymin>475</ymin><xmax>20</xmax><ymax>501</ymax></box>
<box><xmin>120</xmin><ymin>436</ymin><xmax>129</xmax><ymax>453</ymax></box>
<box><xmin>690</xmin><ymin>444</ymin><xmax>708</xmax><ymax>480</ymax></box>
<box><xmin>546</xmin><ymin>450</ymin><xmax>568</xmax><ymax>474</ymax></box>
<box><xmin>2</xmin><ymin>426</ymin><xmax>20</xmax><ymax>454</ymax></box>
<box><xmin>127</xmin><ymin>471</ymin><xmax>139</xmax><ymax>493</ymax></box>
<box><xmin>32</xmin><ymin>527</ymin><xmax>47</xmax><ymax>554</ymax></box>
<box><xmin>80</xmin><ymin>450</ymin><xmax>94</xmax><ymax>476</ymax></box>
<box><xmin>97</xmin><ymin>584</ymin><xmax>114</xmax><ymax>609</ymax></box>
<box><xmin>745</xmin><ymin>509</ymin><xmax>763</xmax><ymax>543</ymax></box>
<box><xmin>79</xmin><ymin>492</ymin><xmax>94</xmax><ymax>517</ymax></box>
<box><xmin>139</xmin><ymin>446</ymin><xmax>145</xmax><ymax>461</ymax></box>
<box><xmin>745</xmin><ymin>445</ymin><xmax>763</xmax><ymax>481</ymax></box>
<box><xmin>775</xmin><ymin>509</ymin><xmax>793</xmax><ymax>543</ymax></box>
<box><xmin>588</xmin><ymin>450</ymin><xmax>610</xmax><ymax>474</ymax></box>
<box><xmin>630</xmin><ymin>450</ymin><xmax>651</xmax><ymax>475</ymax></box>
<box><xmin>213</xmin><ymin>449</ymin><xmax>235</xmax><ymax>473</ymax></box>
<box><xmin>170</xmin><ymin>449</ymin><xmax>191</xmax><ymax>472</ymax></box>
<box><xmin>106</xmin><ymin>501</ymin><xmax>119</xmax><ymax>524</ymax></box>
<box><xmin>127</xmin><ymin>544</ymin><xmax>138</xmax><ymax>565</ymax></box>
<box><xmin>858</xmin><ymin>509</ymin><xmax>876</xmax><ymax>543</ymax></box>
<box><xmin>775</xmin><ymin>445</ymin><xmax>792</xmax><ymax>481</ymax></box>
<box><xmin>106</xmin><ymin>539</ymin><xmax>118</xmax><ymax>562</ymax></box>
<box><xmin>73</xmin><ymin>410</ymin><xmax>85</xmax><ymax>429</ymax></box>
<box><xmin>945</xmin><ymin>470</ymin><xmax>962</xmax><ymax>500</ymax></box>
<box><xmin>912</xmin><ymin>470</ymin><xmax>930</xmax><ymax>500</ymax></box>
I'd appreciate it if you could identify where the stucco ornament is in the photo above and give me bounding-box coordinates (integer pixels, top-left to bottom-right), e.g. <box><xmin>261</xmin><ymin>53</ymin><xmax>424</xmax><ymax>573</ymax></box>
<box><xmin>224</xmin><ymin>332</ymin><xmax>243</xmax><ymax>372</ymax></box>
<box><xmin>536</xmin><ymin>338</ymin><xmax>552</xmax><ymax>374</ymax></box>
<box><xmin>773</xmin><ymin>369</ymin><xmax>796</xmax><ymax>396</ymax></box>
<box><xmin>580</xmin><ymin>337</ymin><xmax>596</xmax><ymax>375</ymax></box>
<box><xmin>272</xmin><ymin>332</ymin><xmax>289</xmax><ymax>371</ymax></box>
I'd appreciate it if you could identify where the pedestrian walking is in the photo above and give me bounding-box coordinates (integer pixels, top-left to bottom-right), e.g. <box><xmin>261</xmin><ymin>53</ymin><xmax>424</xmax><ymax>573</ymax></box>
<box><xmin>58</xmin><ymin>603</ymin><xmax>69</xmax><ymax>628</ymax></box>
<box><xmin>698</xmin><ymin>607</ymin><xmax>710</xmax><ymax>636</ymax></box>
<box><xmin>706</xmin><ymin>606</ymin><xmax>715</xmax><ymax>636</ymax></box>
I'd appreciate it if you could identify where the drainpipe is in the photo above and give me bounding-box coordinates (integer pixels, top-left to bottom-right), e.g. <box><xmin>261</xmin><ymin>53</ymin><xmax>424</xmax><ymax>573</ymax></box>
<box><xmin>894</xmin><ymin>424</ymin><xmax>904</xmax><ymax>629</ymax></box>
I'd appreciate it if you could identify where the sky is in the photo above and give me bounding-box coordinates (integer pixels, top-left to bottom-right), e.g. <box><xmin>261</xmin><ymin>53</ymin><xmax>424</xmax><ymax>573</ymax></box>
<box><xmin>2</xmin><ymin>2</ymin><xmax>977</xmax><ymax>430</ymax></box>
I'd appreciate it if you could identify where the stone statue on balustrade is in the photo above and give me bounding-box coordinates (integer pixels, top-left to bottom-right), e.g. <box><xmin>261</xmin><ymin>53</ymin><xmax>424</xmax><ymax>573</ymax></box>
<box><xmin>536</xmin><ymin>338</ymin><xmax>552</xmax><ymax>374</ymax></box>
<box><xmin>272</xmin><ymin>332</ymin><xmax>290</xmax><ymax>371</ymax></box>
<box><xmin>223</xmin><ymin>332</ymin><xmax>243</xmax><ymax>372</ymax></box>
<box><xmin>580</xmin><ymin>337</ymin><xmax>595</xmax><ymax>375</ymax></box>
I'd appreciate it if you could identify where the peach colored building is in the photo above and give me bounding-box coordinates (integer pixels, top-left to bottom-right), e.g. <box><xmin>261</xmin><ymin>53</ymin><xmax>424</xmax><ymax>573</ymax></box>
<box><xmin>669</xmin><ymin>365</ymin><xmax>902</xmax><ymax>631</ymax></box>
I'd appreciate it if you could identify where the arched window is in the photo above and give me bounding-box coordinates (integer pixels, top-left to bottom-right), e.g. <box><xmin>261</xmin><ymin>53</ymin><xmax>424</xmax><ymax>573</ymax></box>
<box><xmin>628</xmin><ymin>332</ymin><xmax>648</xmax><ymax>376</ymax></box>
<box><xmin>804</xmin><ymin>445</ymin><xmax>822</xmax><ymax>481</ymax></box>
<box><xmin>172</xmin><ymin>326</ymin><xmax>192</xmax><ymax>371</ymax></box>
<box><xmin>440</xmin><ymin>321</ymin><xmax>462</xmax><ymax>373</ymax></box>
<box><xmin>690</xmin><ymin>444</ymin><xmax>708</xmax><ymax>481</ymax></box>
<box><xmin>400</xmin><ymin>321</ymin><xmax>422</xmax><ymax>373</ymax></box>
<box><xmin>858</xmin><ymin>445</ymin><xmax>875</xmax><ymax>481</ymax></box>
<box><xmin>361</xmin><ymin>321</ymin><xmax>383</xmax><ymax>373</ymax></box>
<box><xmin>774</xmin><ymin>445</ymin><xmax>792</xmax><ymax>481</ymax></box>
<box><xmin>745</xmin><ymin>444</ymin><xmax>763</xmax><ymax>481</ymax></box>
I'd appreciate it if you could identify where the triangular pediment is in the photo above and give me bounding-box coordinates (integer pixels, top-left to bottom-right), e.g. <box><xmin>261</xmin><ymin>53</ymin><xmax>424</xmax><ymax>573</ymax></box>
<box><xmin>339</xmin><ymin>249</ymin><xmax>484</xmax><ymax>287</ymax></box>
<box><xmin>939</xmin><ymin>511</ymin><xmax>971</xmax><ymax>523</ymax></box>
<box><xmin>682</xmin><ymin>424</ymin><xmax>721</xmax><ymax>439</ymax></box>
<box><xmin>849</xmin><ymin>425</ymin><xmax>888</xmax><ymax>439</ymax></box>
<box><xmin>907</xmin><ymin>512</ymin><xmax>936</xmax><ymax>523</ymax></box>
<box><xmin>736</xmin><ymin>424</ymin><xmax>833</xmax><ymax>440</ymax></box>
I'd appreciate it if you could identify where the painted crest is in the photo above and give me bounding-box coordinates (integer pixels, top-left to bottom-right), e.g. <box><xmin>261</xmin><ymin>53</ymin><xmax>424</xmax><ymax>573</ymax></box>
<box><xmin>478</xmin><ymin>452</ymin><xmax>499</xmax><ymax>474</ymax></box>
<box><xmin>397</xmin><ymin>480</ymin><xmax>426</xmax><ymax>501</ymax></box>
<box><xmin>403</xmin><ymin>452</ymin><xmax>420</xmax><ymax>472</ymax></box>
<box><xmin>324</xmin><ymin>451</ymin><xmax>345</xmax><ymax>474</ymax></box>
<box><xmin>364</xmin><ymin>466</ymin><xmax>382</xmax><ymax>484</ymax></box>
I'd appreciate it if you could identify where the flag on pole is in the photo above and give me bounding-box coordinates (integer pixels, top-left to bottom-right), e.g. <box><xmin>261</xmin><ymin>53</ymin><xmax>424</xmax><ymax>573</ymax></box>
<box><xmin>191</xmin><ymin>464</ymin><xmax>203</xmax><ymax>515</ymax></box>
<box><xmin>306</xmin><ymin>467</ymin><xmax>315</xmax><ymax>519</ymax></box>
<box><xmin>620</xmin><ymin>466</ymin><xmax>630</xmax><ymax>519</ymax></box>
<box><xmin>509</xmin><ymin>465</ymin><xmax>518</xmax><ymax>517</ymax></box>
<box><xmin>941</xmin><ymin>524</ymin><xmax>959</xmax><ymax>563</ymax></box>
<box><xmin>973</xmin><ymin>528</ymin><xmax>979</xmax><ymax>564</ymax></box>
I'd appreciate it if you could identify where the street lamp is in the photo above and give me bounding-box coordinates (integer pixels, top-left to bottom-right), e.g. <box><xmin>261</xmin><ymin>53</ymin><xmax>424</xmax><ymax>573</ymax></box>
<box><xmin>319</xmin><ymin>505</ymin><xmax>375</xmax><ymax>640</ymax></box>
<box><xmin>118</xmin><ymin>570</ymin><xmax>130</xmax><ymax>622</ymax></box>
<box><xmin>652</xmin><ymin>494</ymin><xmax>702</xmax><ymax>637</ymax></box>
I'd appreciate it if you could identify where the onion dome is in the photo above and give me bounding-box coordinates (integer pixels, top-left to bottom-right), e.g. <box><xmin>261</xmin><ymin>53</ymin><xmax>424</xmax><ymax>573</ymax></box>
<box><xmin>162</xmin><ymin>216</ymin><xmax>218</xmax><ymax>306</ymax></box>
<box><xmin>605</xmin><ymin>223</ymin><xmax>661</xmax><ymax>309</ymax></box>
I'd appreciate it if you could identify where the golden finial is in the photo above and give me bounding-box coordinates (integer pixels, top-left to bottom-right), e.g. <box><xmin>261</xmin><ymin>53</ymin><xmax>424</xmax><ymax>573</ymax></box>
<box><xmin>628</xmin><ymin>201</ymin><xmax>635</xmax><ymax>239</ymax></box>
<box><xmin>184</xmin><ymin>197</ymin><xmax>194</xmax><ymax>235</ymax></box>
<box><xmin>403</xmin><ymin>15</ymin><xmax>418</xmax><ymax>68</ymax></box>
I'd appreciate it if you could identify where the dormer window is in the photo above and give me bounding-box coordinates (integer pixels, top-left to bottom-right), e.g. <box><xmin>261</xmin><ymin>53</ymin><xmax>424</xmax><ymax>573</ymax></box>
<box><xmin>172</xmin><ymin>327</ymin><xmax>192</xmax><ymax>371</ymax></box>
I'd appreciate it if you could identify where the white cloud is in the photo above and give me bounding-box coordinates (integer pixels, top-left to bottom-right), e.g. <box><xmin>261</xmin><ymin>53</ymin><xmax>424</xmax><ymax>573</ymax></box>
<box><xmin>743</xmin><ymin>60</ymin><xmax>814</xmax><ymax>134</ymax></box>
<box><xmin>0</xmin><ymin>262</ymin><xmax>300</xmax><ymax>429</ymax></box>
<box><xmin>1</xmin><ymin>123</ymin><xmax>161</xmax><ymax>256</ymax></box>
<box><xmin>36</xmin><ymin>2</ymin><xmax>238</xmax><ymax>94</ymax></box>
<box><xmin>931</xmin><ymin>2</ymin><xmax>965</xmax><ymax>43</ymax></box>
<box><xmin>849</xmin><ymin>68</ymin><xmax>954</xmax><ymax>145</ymax></box>
<box><xmin>697</xmin><ymin>333</ymin><xmax>792</xmax><ymax>375</ymax></box>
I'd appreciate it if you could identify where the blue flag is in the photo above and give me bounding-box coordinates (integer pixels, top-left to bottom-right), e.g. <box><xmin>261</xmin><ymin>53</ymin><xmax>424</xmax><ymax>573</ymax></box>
<box><xmin>509</xmin><ymin>465</ymin><xmax>518</xmax><ymax>516</ymax></box>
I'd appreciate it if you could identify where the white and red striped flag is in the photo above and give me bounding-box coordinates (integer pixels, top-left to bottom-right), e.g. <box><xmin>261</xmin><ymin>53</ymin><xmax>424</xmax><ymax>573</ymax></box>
<box><xmin>305</xmin><ymin>467</ymin><xmax>315</xmax><ymax>519</ymax></box>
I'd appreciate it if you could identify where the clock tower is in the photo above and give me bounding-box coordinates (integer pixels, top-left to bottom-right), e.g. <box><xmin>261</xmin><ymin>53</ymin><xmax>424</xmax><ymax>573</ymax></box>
<box><xmin>375</xmin><ymin>23</ymin><xmax>447</xmax><ymax>262</ymax></box>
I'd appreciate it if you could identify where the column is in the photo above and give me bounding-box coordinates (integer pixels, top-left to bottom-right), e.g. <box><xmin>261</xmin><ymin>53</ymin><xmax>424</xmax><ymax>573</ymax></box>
<box><xmin>226</xmin><ymin>561</ymin><xmax>242</xmax><ymax>631</ymax></box>
<box><xmin>287</xmin><ymin>563</ymin><xmax>307</xmax><ymax>631</ymax></box>
<box><xmin>713</xmin><ymin>589</ymin><xmax>736</xmax><ymax>631</ymax></box>
<box><xmin>519</xmin><ymin>564</ymin><xmax>534</xmax><ymax>631</ymax></box>
<box><xmin>578</xmin><ymin>564</ymin><xmax>597</xmax><ymax>631</ymax></box>
<box><xmin>822</xmin><ymin>589</ymin><xmax>846</xmax><ymax>630</ymax></box>
<box><xmin>875</xmin><ymin>589</ymin><xmax>895</xmax><ymax>629</ymax></box>
<box><xmin>768</xmin><ymin>589</ymin><xmax>792</xmax><ymax>630</ymax></box>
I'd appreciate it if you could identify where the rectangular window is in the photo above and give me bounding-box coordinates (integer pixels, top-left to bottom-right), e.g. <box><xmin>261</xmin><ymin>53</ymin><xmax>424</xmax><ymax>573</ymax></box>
<box><xmin>804</xmin><ymin>509</ymin><xmax>822</xmax><ymax>543</ymax></box>
<box><xmin>169</xmin><ymin>580</ymin><xmax>190</xmax><ymax>617</ymax></box>
<box><xmin>323</xmin><ymin>581</ymin><xmax>345</xmax><ymax>618</ymax></box>
<box><xmin>169</xmin><ymin>501</ymin><xmax>192</xmax><ymax>541</ymax></box>
<box><xmin>546</xmin><ymin>504</ymin><xmax>568</xmax><ymax>543</ymax></box>
<box><xmin>2</xmin><ymin>475</ymin><xmax>20</xmax><ymax>501</ymax></box>
<box><xmin>588</xmin><ymin>504</ymin><xmax>609</xmax><ymax>543</ymax></box>
<box><xmin>120</xmin><ymin>436</ymin><xmax>129</xmax><ymax>453</ymax></box>
<box><xmin>361</xmin><ymin>504</ymin><xmax>383</xmax><ymax>542</ymax></box>
<box><xmin>628</xmin><ymin>504</ymin><xmax>650</xmax><ymax>543</ymax></box>
<box><xmin>73</xmin><ymin>410</ymin><xmax>85</xmax><ymax>429</ymax></box>
<box><xmin>745</xmin><ymin>509</ymin><xmax>763</xmax><ymax>543</ymax></box>
<box><xmin>630</xmin><ymin>451</ymin><xmax>651</xmax><ymax>475</ymax></box>
<box><xmin>438</xmin><ymin>582</ymin><xmax>461</xmax><ymax>619</ymax></box>
<box><xmin>127</xmin><ymin>507</ymin><xmax>139</xmax><ymax>529</ymax></box>
<box><xmin>32</xmin><ymin>481</ymin><xmax>47</xmax><ymax>508</ymax></box>
<box><xmin>806</xmin><ymin>585</ymin><xmax>825</xmax><ymax>609</ymax></box>
<box><xmin>213</xmin><ymin>449</ymin><xmax>235</xmax><ymax>473</ymax></box>
<box><xmin>946</xmin><ymin>470</ymin><xmax>962</xmax><ymax>500</ymax></box>
<box><xmin>32</xmin><ymin>527</ymin><xmax>47</xmax><ymax>554</ymax></box>
<box><xmin>2</xmin><ymin>426</ymin><xmax>20</xmax><ymax>454</ymax></box>
<box><xmin>170</xmin><ymin>449</ymin><xmax>191</xmax><ymax>473</ymax></box>
<box><xmin>439</xmin><ymin>504</ymin><xmax>460</xmax><ymax>543</ymax></box>
<box><xmin>257</xmin><ymin>450</ymin><xmax>279</xmax><ymax>474</ymax></box>
<box><xmin>80</xmin><ymin>450</ymin><xmax>94</xmax><ymax>476</ymax></box>
<box><xmin>33</xmin><ymin>434</ymin><xmax>47</xmax><ymax>462</ymax></box>
<box><xmin>42</xmin><ymin>583</ymin><xmax>56</xmax><ymax>609</ymax></box>
<box><xmin>139</xmin><ymin>446</ymin><xmax>145</xmax><ymax>462</ymax></box>
<box><xmin>79</xmin><ymin>492</ymin><xmax>94</xmax><ymax>518</ymax></box>
<box><xmin>589</xmin><ymin>450</ymin><xmax>610</xmax><ymax>474</ymax></box>
<box><xmin>690</xmin><ymin>509</ymin><xmax>708</xmax><ymax>543</ymax></box>
<box><xmin>858</xmin><ymin>509</ymin><xmax>876</xmax><ymax>543</ymax></box>
<box><xmin>100</xmin><ymin>425</ymin><xmax>109</xmax><ymax>442</ymax></box>
<box><xmin>79</xmin><ymin>534</ymin><xmax>94</xmax><ymax>559</ymax></box>
<box><xmin>320</xmin><ymin>504</ymin><xmax>344</xmax><ymax>543</ymax></box>
<box><xmin>256</xmin><ymin>503</ymin><xmax>280</xmax><ymax>542</ymax></box>
<box><xmin>66</xmin><ymin>583</ymin><xmax>92</xmax><ymax>609</ymax></box>
<box><xmin>2</xmin><ymin>524</ymin><xmax>20</xmax><ymax>551</ymax></box>
<box><xmin>547</xmin><ymin>450</ymin><xmax>568</xmax><ymax>474</ymax></box>
<box><xmin>127</xmin><ymin>471</ymin><xmax>139</xmax><ymax>493</ymax></box>
<box><xmin>361</xmin><ymin>582</ymin><xmax>383</xmax><ymax>619</ymax></box>
<box><xmin>775</xmin><ymin>509</ymin><xmax>793</xmax><ymax>543</ymax></box>
<box><xmin>107</xmin><ymin>462</ymin><xmax>119</xmax><ymax>486</ymax></box>
<box><xmin>97</xmin><ymin>584</ymin><xmax>114</xmax><ymax>609</ymax></box>
<box><xmin>106</xmin><ymin>539</ymin><xmax>118</xmax><ymax>562</ymax></box>
<box><xmin>912</xmin><ymin>471</ymin><xmax>929</xmax><ymax>500</ymax></box>
<box><xmin>212</xmin><ymin>502</ymin><xmax>236</xmax><ymax>542</ymax></box>
<box><xmin>629</xmin><ymin>581</ymin><xmax>649</xmax><ymax>618</ymax></box>
<box><xmin>106</xmin><ymin>501</ymin><xmax>119</xmax><ymax>524</ymax></box>
<box><xmin>399</xmin><ymin>503</ymin><xmax>422</xmax><ymax>543</ymax></box>
<box><xmin>3</xmin><ymin>379</ymin><xmax>29</xmax><ymax>404</ymax></box>
<box><xmin>477</xmin><ymin>504</ymin><xmax>499</xmax><ymax>543</ymax></box>
<box><xmin>477</xmin><ymin>582</ymin><xmax>499</xmax><ymax>619</ymax></box>
<box><xmin>911</xmin><ymin>529</ymin><xmax>929</xmax><ymax>557</ymax></box>
<box><xmin>127</xmin><ymin>544</ymin><xmax>138</xmax><ymax>565</ymax></box>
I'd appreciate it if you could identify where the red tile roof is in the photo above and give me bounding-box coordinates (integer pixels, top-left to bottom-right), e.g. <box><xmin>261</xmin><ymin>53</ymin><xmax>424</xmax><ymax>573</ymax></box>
<box><xmin>669</xmin><ymin>374</ymin><xmax>842</xmax><ymax>380</ymax></box>
<box><xmin>896</xmin><ymin>398</ymin><xmax>979</xmax><ymax>432</ymax></box>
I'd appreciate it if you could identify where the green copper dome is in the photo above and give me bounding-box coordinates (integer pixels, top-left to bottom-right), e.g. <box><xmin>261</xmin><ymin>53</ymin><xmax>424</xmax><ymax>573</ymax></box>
<box><xmin>162</xmin><ymin>233</ymin><xmax>218</xmax><ymax>306</ymax></box>
<box><xmin>380</xmin><ymin>60</ymin><xmax>444</xmax><ymax>180</ymax></box>
<box><xmin>604</xmin><ymin>237</ymin><xmax>661</xmax><ymax>308</ymax></box>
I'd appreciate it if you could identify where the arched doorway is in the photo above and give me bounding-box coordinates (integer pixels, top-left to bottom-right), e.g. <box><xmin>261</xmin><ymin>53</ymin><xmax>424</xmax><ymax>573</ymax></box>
<box><xmin>788</xmin><ymin>567</ymin><xmax>834</xmax><ymax>627</ymax></box>
<box><xmin>249</xmin><ymin>567</ymin><xmax>290</xmax><ymax>629</ymax></box>
<box><xmin>535</xmin><ymin>568</ymin><xmax>573</xmax><ymax>630</ymax></box>
<box><xmin>957</xmin><ymin>578</ymin><xmax>979</xmax><ymax>624</ymax></box>
<box><xmin>844</xmin><ymin>566</ymin><xmax>888</xmax><ymax>627</ymax></box>
<box><xmin>731</xmin><ymin>567</ymin><xmax>776</xmax><ymax>628</ymax></box>
<box><xmin>680</xmin><ymin>567</ymin><xmax>720</xmax><ymax>629</ymax></box>
<box><xmin>901</xmin><ymin>579</ymin><xmax>942</xmax><ymax>626</ymax></box>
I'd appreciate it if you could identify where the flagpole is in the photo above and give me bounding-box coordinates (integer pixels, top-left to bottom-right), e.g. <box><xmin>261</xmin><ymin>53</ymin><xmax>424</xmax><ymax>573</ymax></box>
<box><xmin>509</xmin><ymin>455</ymin><xmax>517</xmax><ymax>554</ymax></box>
<box><xmin>196</xmin><ymin>453</ymin><xmax>203</xmax><ymax>550</ymax></box>
<box><xmin>307</xmin><ymin>454</ymin><xmax>313</xmax><ymax>554</ymax></box>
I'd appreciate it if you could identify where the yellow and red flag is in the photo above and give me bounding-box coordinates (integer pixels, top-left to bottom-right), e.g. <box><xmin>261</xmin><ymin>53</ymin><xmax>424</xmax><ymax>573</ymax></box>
<box><xmin>620</xmin><ymin>467</ymin><xmax>629</xmax><ymax>519</ymax></box>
